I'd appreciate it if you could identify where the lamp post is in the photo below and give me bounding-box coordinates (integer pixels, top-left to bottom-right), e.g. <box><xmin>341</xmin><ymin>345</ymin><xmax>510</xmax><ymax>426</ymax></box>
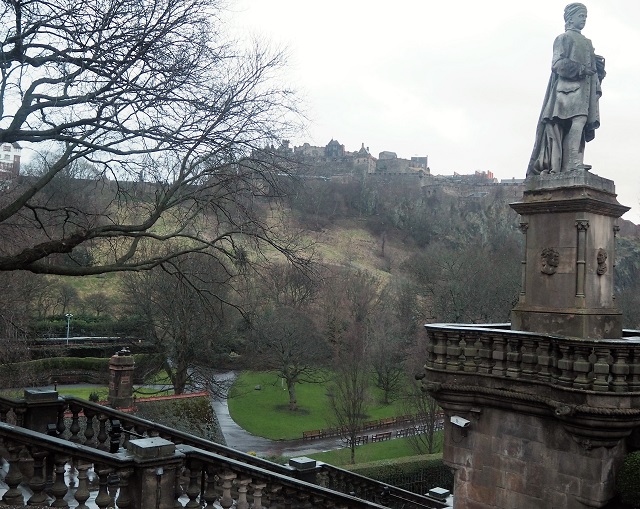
<box><xmin>65</xmin><ymin>313</ymin><xmax>73</xmax><ymax>345</ymax></box>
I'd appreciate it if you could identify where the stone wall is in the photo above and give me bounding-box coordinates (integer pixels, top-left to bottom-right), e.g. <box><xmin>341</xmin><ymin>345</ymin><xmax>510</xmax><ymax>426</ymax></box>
<box><xmin>445</xmin><ymin>408</ymin><xmax>624</xmax><ymax>509</ymax></box>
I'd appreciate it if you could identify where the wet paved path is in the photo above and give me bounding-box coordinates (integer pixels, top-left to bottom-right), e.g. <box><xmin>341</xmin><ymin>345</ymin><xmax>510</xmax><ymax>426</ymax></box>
<box><xmin>211</xmin><ymin>371</ymin><xmax>344</xmax><ymax>458</ymax></box>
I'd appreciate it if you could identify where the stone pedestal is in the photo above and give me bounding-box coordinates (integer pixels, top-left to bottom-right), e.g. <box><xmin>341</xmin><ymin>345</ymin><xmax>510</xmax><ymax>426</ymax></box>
<box><xmin>443</xmin><ymin>407</ymin><xmax>624</xmax><ymax>509</ymax></box>
<box><xmin>109</xmin><ymin>348</ymin><xmax>135</xmax><ymax>409</ymax></box>
<box><xmin>126</xmin><ymin>438</ymin><xmax>183</xmax><ymax>509</ymax></box>
<box><xmin>510</xmin><ymin>171</ymin><xmax>629</xmax><ymax>339</ymax></box>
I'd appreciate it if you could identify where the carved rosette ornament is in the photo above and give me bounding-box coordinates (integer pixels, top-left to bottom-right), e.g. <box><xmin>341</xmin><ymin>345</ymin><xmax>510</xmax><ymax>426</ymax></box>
<box><xmin>596</xmin><ymin>248</ymin><xmax>608</xmax><ymax>275</ymax></box>
<box><xmin>541</xmin><ymin>248</ymin><xmax>560</xmax><ymax>275</ymax></box>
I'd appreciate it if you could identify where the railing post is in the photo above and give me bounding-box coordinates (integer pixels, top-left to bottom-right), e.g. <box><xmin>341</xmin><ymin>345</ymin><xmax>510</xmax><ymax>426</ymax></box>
<box><xmin>126</xmin><ymin>437</ymin><xmax>184</xmax><ymax>509</ymax></box>
<box><xmin>289</xmin><ymin>457</ymin><xmax>322</xmax><ymax>485</ymax></box>
<box><xmin>22</xmin><ymin>389</ymin><xmax>60</xmax><ymax>435</ymax></box>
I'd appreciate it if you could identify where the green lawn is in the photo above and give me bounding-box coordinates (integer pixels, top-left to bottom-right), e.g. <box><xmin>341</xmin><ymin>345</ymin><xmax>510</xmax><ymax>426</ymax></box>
<box><xmin>307</xmin><ymin>434</ymin><xmax>444</xmax><ymax>466</ymax></box>
<box><xmin>227</xmin><ymin>371</ymin><xmax>407</xmax><ymax>440</ymax></box>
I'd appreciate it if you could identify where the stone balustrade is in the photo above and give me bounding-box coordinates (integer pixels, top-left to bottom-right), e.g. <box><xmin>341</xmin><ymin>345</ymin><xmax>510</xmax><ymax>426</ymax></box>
<box><xmin>0</xmin><ymin>393</ymin><xmax>448</xmax><ymax>509</ymax></box>
<box><xmin>0</xmin><ymin>420</ymin><xmax>136</xmax><ymax>508</ymax></box>
<box><xmin>425</xmin><ymin>324</ymin><xmax>640</xmax><ymax>394</ymax></box>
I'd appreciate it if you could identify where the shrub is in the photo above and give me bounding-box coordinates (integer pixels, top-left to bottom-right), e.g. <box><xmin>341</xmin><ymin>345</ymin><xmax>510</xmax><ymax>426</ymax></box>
<box><xmin>616</xmin><ymin>451</ymin><xmax>640</xmax><ymax>508</ymax></box>
<box><xmin>348</xmin><ymin>454</ymin><xmax>453</xmax><ymax>494</ymax></box>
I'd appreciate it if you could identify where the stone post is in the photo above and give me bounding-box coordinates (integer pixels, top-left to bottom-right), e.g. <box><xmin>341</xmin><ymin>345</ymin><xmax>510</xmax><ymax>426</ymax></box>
<box><xmin>109</xmin><ymin>348</ymin><xmax>134</xmax><ymax>409</ymax></box>
<box><xmin>22</xmin><ymin>389</ymin><xmax>61</xmax><ymax>434</ymax></box>
<box><xmin>288</xmin><ymin>457</ymin><xmax>322</xmax><ymax>485</ymax></box>
<box><xmin>126</xmin><ymin>437</ymin><xmax>184</xmax><ymax>509</ymax></box>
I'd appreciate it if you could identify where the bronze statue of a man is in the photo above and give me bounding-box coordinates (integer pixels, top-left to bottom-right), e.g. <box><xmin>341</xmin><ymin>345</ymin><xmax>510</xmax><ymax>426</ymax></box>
<box><xmin>527</xmin><ymin>3</ymin><xmax>605</xmax><ymax>176</ymax></box>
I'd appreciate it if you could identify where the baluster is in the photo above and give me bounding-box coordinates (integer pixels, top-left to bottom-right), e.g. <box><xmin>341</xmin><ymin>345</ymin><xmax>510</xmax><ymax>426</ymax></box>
<box><xmin>174</xmin><ymin>466</ymin><xmax>185</xmax><ymax>508</ymax></box>
<box><xmin>537</xmin><ymin>337</ymin><xmax>553</xmax><ymax>381</ymax></box>
<box><xmin>506</xmin><ymin>337</ymin><xmax>522</xmax><ymax>379</ymax></box>
<box><xmin>520</xmin><ymin>337</ymin><xmax>538</xmax><ymax>379</ymax></box>
<box><xmin>202</xmin><ymin>466</ymin><xmax>218</xmax><ymax>508</ymax></box>
<box><xmin>15</xmin><ymin>406</ymin><xmax>26</xmax><ymax>428</ymax></box>
<box><xmin>116</xmin><ymin>468</ymin><xmax>133</xmax><ymax>509</ymax></box>
<box><xmin>267</xmin><ymin>484</ymin><xmax>283</xmax><ymax>508</ymax></box>
<box><xmin>83</xmin><ymin>408</ymin><xmax>96</xmax><ymax>447</ymax></box>
<box><xmin>56</xmin><ymin>402</ymin><xmax>67</xmax><ymax>436</ymax></box>
<box><xmin>74</xmin><ymin>461</ymin><xmax>92</xmax><ymax>509</ymax></box>
<box><xmin>236</xmin><ymin>477</ymin><xmax>251</xmax><ymax>509</ymax></box>
<box><xmin>185</xmin><ymin>462</ymin><xmax>202</xmax><ymax>508</ymax></box>
<box><xmin>94</xmin><ymin>466</ymin><xmax>113</xmax><ymax>509</ymax></box>
<box><xmin>50</xmin><ymin>454</ymin><xmax>70</xmax><ymax>508</ymax></box>
<box><xmin>593</xmin><ymin>347</ymin><xmax>611</xmax><ymax>391</ymax></box>
<box><xmin>611</xmin><ymin>346</ymin><xmax>630</xmax><ymax>392</ymax></box>
<box><xmin>28</xmin><ymin>448</ymin><xmax>50</xmax><ymax>506</ymax></box>
<box><xmin>431</xmin><ymin>330</ymin><xmax>448</xmax><ymax>370</ymax></box>
<box><xmin>462</xmin><ymin>331</ymin><xmax>478</xmax><ymax>372</ymax></box>
<box><xmin>108</xmin><ymin>472</ymin><xmax>120</xmax><ymax>506</ymax></box>
<box><xmin>424</xmin><ymin>330</ymin><xmax>436</xmax><ymax>369</ymax></box>
<box><xmin>2</xmin><ymin>441</ymin><xmax>24</xmax><ymax>506</ymax></box>
<box><xmin>492</xmin><ymin>334</ymin><xmax>508</xmax><ymax>376</ymax></box>
<box><xmin>69</xmin><ymin>402</ymin><xmax>82</xmax><ymax>443</ymax></box>
<box><xmin>478</xmin><ymin>333</ymin><xmax>494</xmax><ymax>374</ymax></box>
<box><xmin>445</xmin><ymin>330</ymin><xmax>463</xmax><ymax>372</ymax></box>
<box><xmin>572</xmin><ymin>345</ymin><xmax>593</xmax><ymax>389</ymax></box>
<box><xmin>122</xmin><ymin>420</ymin><xmax>134</xmax><ymax>449</ymax></box>
<box><xmin>556</xmin><ymin>344</ymin><xmax>575</xmax><ymax>387</ymax></box>
<box><xmin>282</xmin><ymin>488</ymin><xmax>293</xmax><ymax>509</ymax></box>
<box><xmin>218</xmin><ymin>470</ymin><xmax>237</xmax><ymax>509</ymax></box>
<box><xmin>97</xmin><ymin>413</ymin><xmax>109</xmax><ymax>451</ymax></box>
<box><xmin>317</xmin><ymin>469</ymin><xmax>330</xmax><ymax>488</ymax></box>
<box><xmin>251</xmin><ymin>482</ymin><xmax>266</xmax><ymax>509</ymax></box>
<box><xmin>628</xmin><ymin>346</ymin><xmax>640</xmax><ymax>391</ymax></box>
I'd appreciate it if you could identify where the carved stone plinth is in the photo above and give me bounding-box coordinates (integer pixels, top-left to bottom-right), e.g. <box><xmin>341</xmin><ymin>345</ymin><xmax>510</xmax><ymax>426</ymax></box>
<box><xmin>510</xmin><ymin>171</ymin><xmax>629</xmax><ymax>339</ymax></box>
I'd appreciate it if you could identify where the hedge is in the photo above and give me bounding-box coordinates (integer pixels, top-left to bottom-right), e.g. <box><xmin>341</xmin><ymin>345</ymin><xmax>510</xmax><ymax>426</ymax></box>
<box><xmin>346</xmin><ymin>454</ymin><xmax>453</xmax><ymax>495</ymax></box>
<box><xmin>0</xmin><ymin>354</ymin><xmax>162</xmax><ymax>388</ymax></box>
<box><xmin>616</xmin><ymin>451</ymin><xmax>640</xmax><ymax>508</ymax></box>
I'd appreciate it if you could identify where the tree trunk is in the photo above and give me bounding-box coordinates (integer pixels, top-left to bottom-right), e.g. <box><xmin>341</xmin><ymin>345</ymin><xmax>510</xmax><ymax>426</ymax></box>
<box><xmin>287</xmin><ymin>380</ymin><xmax>298</xmax><ymax>411</ymax></box>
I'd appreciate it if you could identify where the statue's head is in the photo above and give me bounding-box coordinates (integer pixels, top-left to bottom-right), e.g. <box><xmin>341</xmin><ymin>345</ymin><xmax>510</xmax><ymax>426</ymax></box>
<box><xmin>564</xmin><ymin>3</ymin><xmax>587</xmax><ymax>30</ymax></box>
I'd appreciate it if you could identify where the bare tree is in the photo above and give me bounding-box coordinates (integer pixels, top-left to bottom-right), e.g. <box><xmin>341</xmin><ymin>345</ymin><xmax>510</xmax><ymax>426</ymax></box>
<box><xmin>404</xmin><ymin>340</ymin><xmax>441</xmax><ymax>455</ymax></box>
<box><xmin>0</xmin><ymin>0</ymin><xmax>305</xmax><ymax>276</ymax></box>
<box><xmin>328</xmin><ymin>323</ymin><xmax>370</xmax><ymax>465</ymax></box>
<box><xmin>403</xmin><ymin>241</ymin><xmax>520</xmax><ymax>323</ymax></box>
<box><xmin>122</xmin><ymin>253</ymin><xmax>237</xmax><ymax>395</ymax></box>
<box><xmin>252</xmin><ymin>306</ymin><xmax>329</xmax><ymax>411</ymax></box>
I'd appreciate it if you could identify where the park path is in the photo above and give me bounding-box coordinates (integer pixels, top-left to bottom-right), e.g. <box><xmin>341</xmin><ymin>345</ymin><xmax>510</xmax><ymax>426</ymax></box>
<box><xmin>211</xmin><ymin>371</ymin><xmax>344</xmax><ymax>458</ymax></box>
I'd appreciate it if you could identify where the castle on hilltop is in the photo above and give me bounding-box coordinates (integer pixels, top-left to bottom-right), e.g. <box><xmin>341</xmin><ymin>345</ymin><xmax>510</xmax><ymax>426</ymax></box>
<box><xmin>278</xmin><ymin>139</ymin><xmax>523</xmax><ymax>192</ymax></box>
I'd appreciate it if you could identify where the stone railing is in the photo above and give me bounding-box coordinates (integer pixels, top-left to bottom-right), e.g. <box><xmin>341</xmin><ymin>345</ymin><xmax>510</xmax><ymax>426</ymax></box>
<box><xmin>0</xmin><ymin>420</ymin><xmax>137</xmax><ymax>508</ymax></box>
<box><xmin>425</xmin><ymin>324</ymin><xmax>640</xmax><ymax>394</ymax></box>
<box><xmin>0</xmin><ymin>393</ymin><xmax>449</xmax><ymax>509</ymax></box>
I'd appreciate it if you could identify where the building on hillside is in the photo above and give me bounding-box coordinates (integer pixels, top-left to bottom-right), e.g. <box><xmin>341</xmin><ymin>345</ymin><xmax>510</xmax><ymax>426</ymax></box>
<box><xmin>353</xmin><ymin>143</ymin><xmax>376</xmax><ymax>174</ymax></box>
<box><xmin>376</xmin><ymin>150</ymin><xmax>428</xmax><ymax>175</ymax></box>
<box><xmin>294</xmin><ymin>142</ymin><xmax>325</xmax><ymax>158</ymax></box>
<box><xmin>410</xmin><ymin>156</ymin><xmax>429</xmax><ymax>172</ymax></box>
<box><xmin>0</xmin><ymin>142</ymin><xmax>21</xmax><ymax>179</ymax></box>
<box><xmin>325</xmin><ymin>139</ymin><xmax>345</xmax><ymax>159</ymax></box>
<box><xmin>436</xmin><ymin>170</ymin><xmax>497</xmax><ymax>183</ymax></box>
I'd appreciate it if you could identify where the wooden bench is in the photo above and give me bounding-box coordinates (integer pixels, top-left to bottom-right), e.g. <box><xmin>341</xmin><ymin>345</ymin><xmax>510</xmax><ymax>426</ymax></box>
<box><xmin>302</xmin><ymin>430</ymin><xmax>323</xmax><ymax>440</ymax></box>
<box><xmin>346</xmin><ymin>435</ymin><xmax>369</xmax><ymax>447</ymax></box>
<box><xmin>371</xmin><ymin>431</ymin><xmax>392</xmax><ymax>442</ymax></box>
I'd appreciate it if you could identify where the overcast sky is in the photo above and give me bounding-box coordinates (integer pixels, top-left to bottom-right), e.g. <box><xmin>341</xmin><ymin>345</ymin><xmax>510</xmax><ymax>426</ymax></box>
<box><xmin>229</xmin><ymin>0</ymin><xmax>640</xmax><ymax>222</ymax></box>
